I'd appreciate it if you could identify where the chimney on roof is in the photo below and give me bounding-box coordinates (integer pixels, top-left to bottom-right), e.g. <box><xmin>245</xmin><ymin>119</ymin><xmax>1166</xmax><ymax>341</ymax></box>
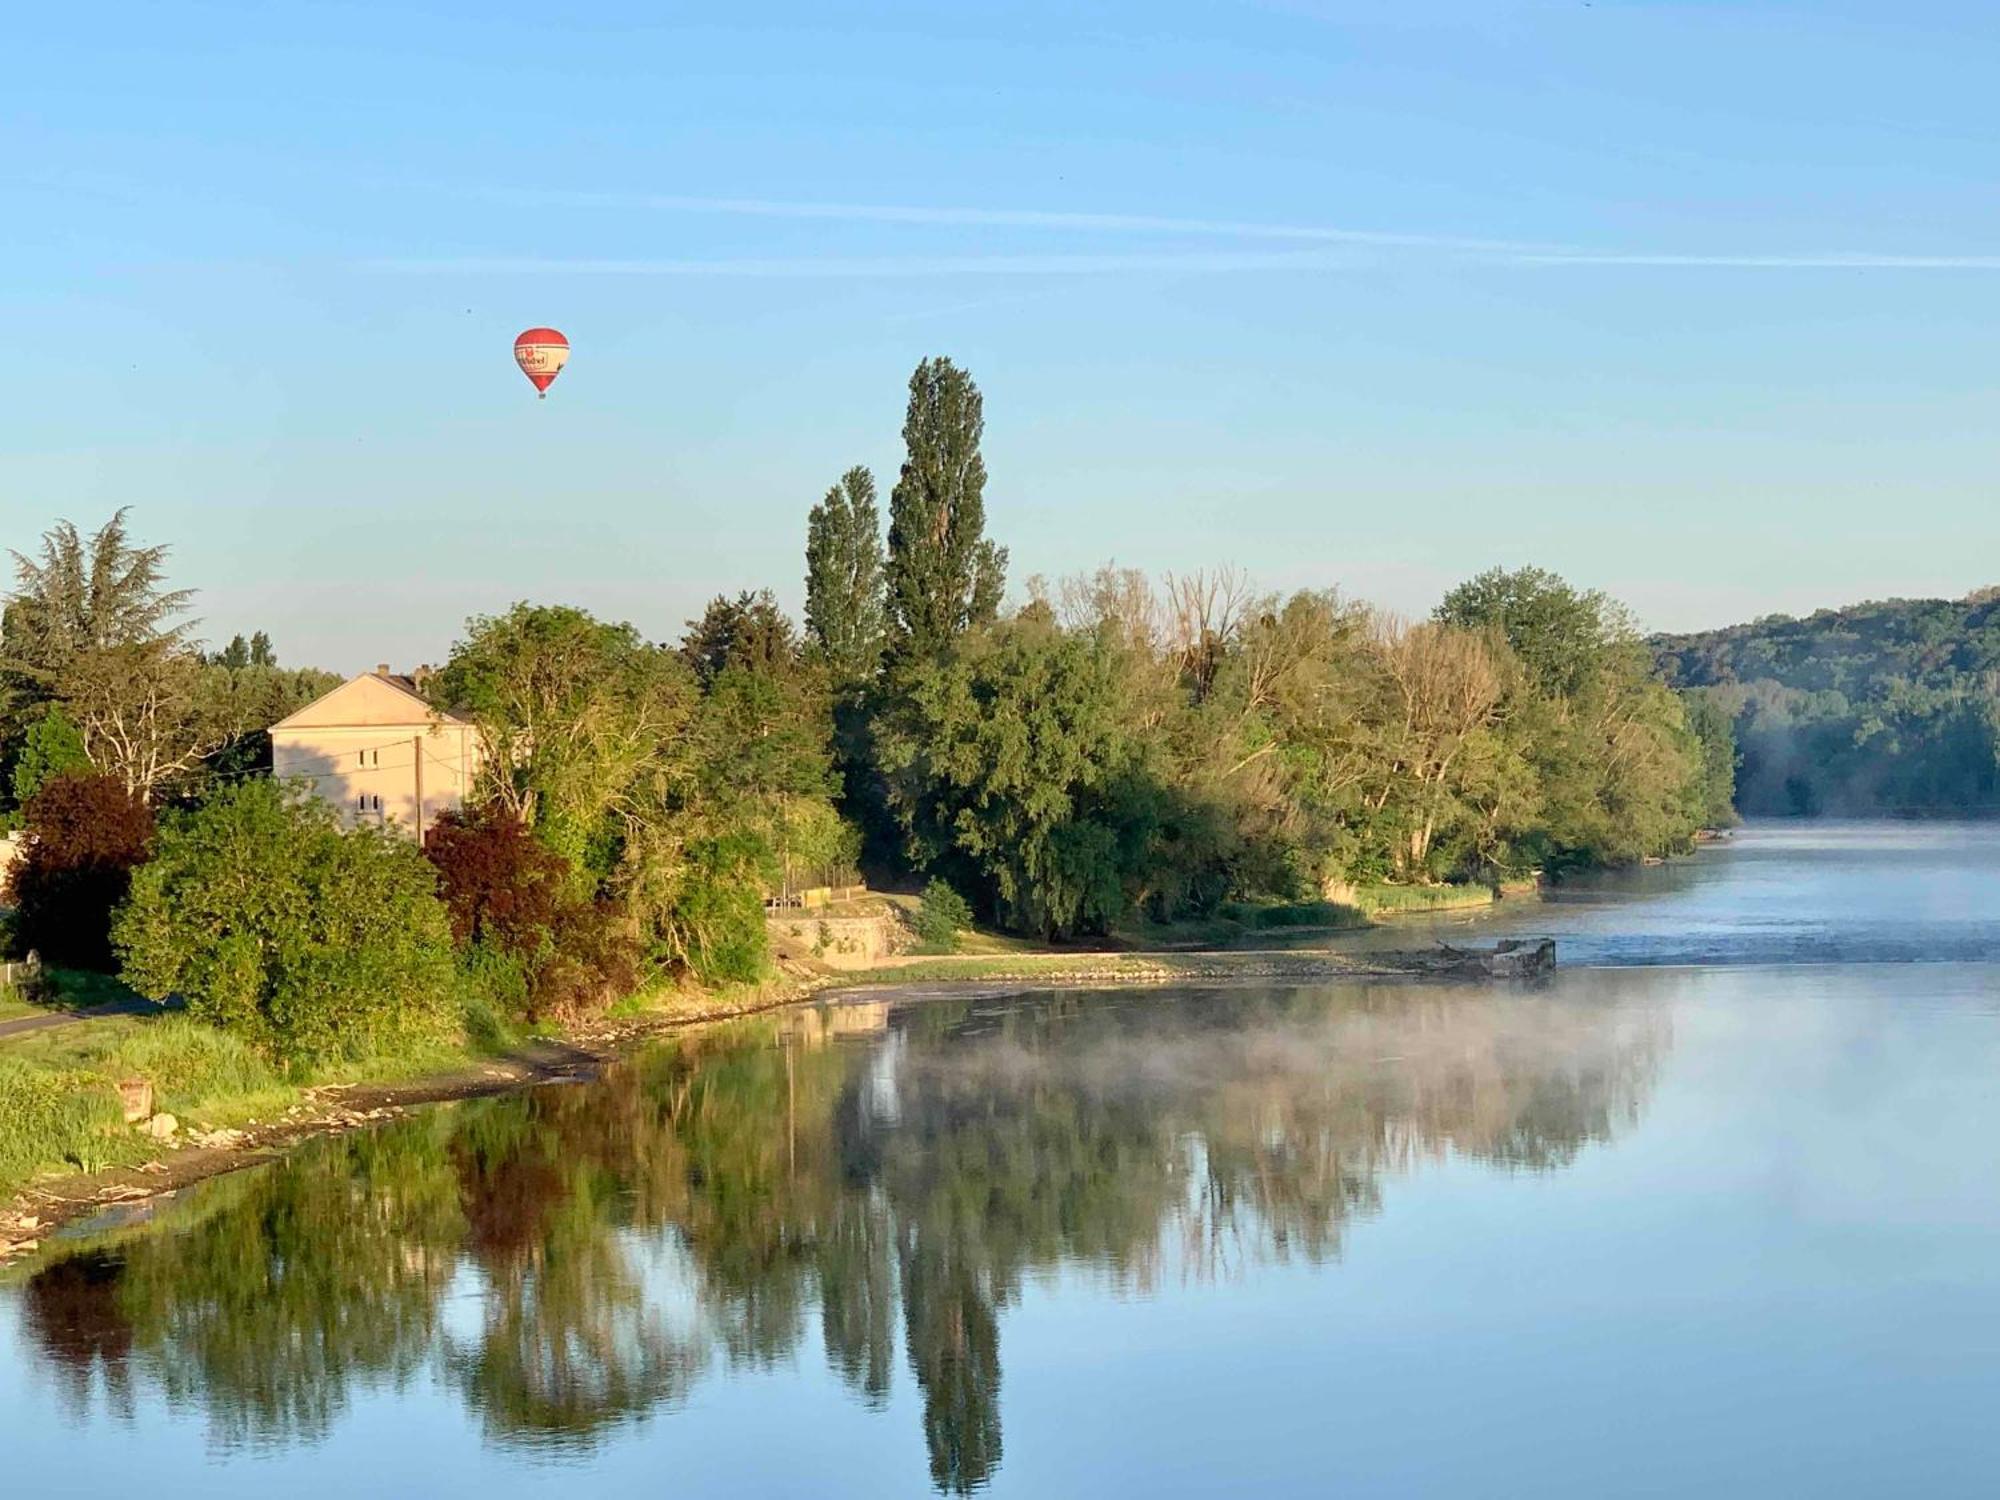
<box><xmin>375</xmin><ymin>663</ymin><xmax>392</xmax><ymax>677</ymax></box>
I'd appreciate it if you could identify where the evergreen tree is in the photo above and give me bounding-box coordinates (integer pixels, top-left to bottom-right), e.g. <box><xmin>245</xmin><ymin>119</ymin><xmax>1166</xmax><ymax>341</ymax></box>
<box><xmin>885</xmin><ymin>358</ymin><xmax>1007</xmax><ymax>658</ymax></box>
<box><xmin>803</xmin><ymin>466</ymin><xmax>886</xmax><ymax>685</ymax></box>
<box><xmin>3</xmin><ymin>509</ymin><xmax>194</xmax><ymax>693</ymax></box>
<box><xmin>680</xmin><ymin>589</ymin><xmax>802</xmax><ymax>688</ymax></box>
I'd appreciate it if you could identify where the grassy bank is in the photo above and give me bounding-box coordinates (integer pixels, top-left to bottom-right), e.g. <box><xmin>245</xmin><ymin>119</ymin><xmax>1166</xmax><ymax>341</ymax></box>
<box><xmin>0</xmin><ymin>1010</ymin><xmax>466</xmax><ymax>1200</ymax></box>
<box><xmin>0</xmin><ymin>969</ymin><xmax>832</xmax><ymax>1211</ymax></box>
<box><xmin>1353</xmin><ymin>882</ymin><xmax>1497</xmax><ymax>915</ymax></box>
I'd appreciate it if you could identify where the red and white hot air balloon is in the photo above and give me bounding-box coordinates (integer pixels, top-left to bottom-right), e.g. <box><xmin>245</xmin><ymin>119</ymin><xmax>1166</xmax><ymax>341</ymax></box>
<box><xmin>513</xmin><ymin>327</ymin><xmax>570</xmax><ymax>398</ymax></box>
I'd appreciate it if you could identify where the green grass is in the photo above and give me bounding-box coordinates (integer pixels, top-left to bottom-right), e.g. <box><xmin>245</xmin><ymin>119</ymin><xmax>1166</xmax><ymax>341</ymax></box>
<box><xmin>1217</xmin><ymin>899</ymin><xmax>1372</xmax><ymax>931</ymax></box>
<box><xmin>98</xmin><ymin>1018</ymin><xmax>285</xmax><ymax>1116</ymax></box>
<box><xmin>0</xmin><ymin>983</ymin><xmax>37</xmax><ymax>1024</ymax></box>
<box><xmin>0</xmin><ymin>983</ymin><xmax>551</xmax><ymax>1197</ymax></box>
<box><xmin>1353</xmin><ymin>882</ymin><xmax>1495</xmax><ymax>915</ymax></box>
<box><xmin>0</xmin><ymin>1056</ymin><xmax>135</xmax><ymax>1197</ymax></box>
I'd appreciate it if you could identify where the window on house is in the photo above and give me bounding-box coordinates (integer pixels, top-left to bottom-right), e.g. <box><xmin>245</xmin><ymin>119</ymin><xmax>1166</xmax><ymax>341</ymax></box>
<box><xmin>372</xmin><ymin>795</ymin><xmax>382</xmax><ymax>812</ymax></box>
<box><xmin>356</xmin><ymin>794</ymin><xmax>366</xmax><ymax>811</ymax></box>
<box><xmin>356</xmin><ymin>751</ymin><xmax>364</xmax><ymax>767</ymax></box>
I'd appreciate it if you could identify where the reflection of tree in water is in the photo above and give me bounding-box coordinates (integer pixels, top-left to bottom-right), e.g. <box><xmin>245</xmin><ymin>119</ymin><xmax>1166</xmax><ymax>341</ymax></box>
<box><xmin>12</xmin><ymin>982</ymin><xmax>1662</xmax><ymax>1490</ymax></box>
<box><xmin>19</xmin><ymin>1250</ymin><xmax>135</xmax><ymax>1420</ymax></box>
<box><xmin>442</xmin><ymin>1088</ymin><xmax>706</xmax><ymax>1448</ymax></box>
<box><xmin>13</xmin><ymin>1127</ymin><xmax>465</xmax><ymax>1446</ymax></box>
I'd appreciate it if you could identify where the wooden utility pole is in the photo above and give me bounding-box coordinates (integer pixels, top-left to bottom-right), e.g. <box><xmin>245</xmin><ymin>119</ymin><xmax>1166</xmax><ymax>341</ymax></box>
<box><xmin>412</xmin><ymin>733</ymin><xmax>425</xmax><ymax>843</ymax></box>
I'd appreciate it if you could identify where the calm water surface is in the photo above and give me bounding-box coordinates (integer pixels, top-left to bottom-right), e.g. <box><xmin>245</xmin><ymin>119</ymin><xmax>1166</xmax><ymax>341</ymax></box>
<box><xmin>4</xmin><ymin>823</ymin><xmax>1999</xmax><ymax>1495</ymax></box>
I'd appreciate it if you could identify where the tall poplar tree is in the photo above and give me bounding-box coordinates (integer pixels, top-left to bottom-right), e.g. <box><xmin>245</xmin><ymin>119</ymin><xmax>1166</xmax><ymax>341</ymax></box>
<box><xmin>803</xmin><ymin>466</ymin><xmax>887</xmax><ymax>685</ymax></box>
<box><xmin>885</xmin><ymin>358</ymin><xmax>1007</xmax><ymax>659</ymax></box>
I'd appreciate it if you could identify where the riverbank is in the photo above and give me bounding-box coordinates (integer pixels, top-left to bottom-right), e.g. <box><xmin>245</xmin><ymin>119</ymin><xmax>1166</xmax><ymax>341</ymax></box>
<box><xmin>0</xmin><ymin>940</ymin><xmax>1540</xmax><ymax>1263</ymax></box>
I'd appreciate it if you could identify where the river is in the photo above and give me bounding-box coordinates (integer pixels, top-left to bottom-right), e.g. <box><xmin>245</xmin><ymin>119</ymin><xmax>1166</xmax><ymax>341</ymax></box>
<box><xmin>4</xmin><ymin>822</ymin><xmax>1998</xmax><ymax>1495</ymax></box>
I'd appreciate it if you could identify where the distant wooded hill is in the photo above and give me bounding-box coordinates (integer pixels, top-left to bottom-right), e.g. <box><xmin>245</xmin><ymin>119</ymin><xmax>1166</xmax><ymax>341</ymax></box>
<box><xmin>1653</xmin><ymin>590</ymin><xmax>2000</xmax><ymax>816</ymax></box>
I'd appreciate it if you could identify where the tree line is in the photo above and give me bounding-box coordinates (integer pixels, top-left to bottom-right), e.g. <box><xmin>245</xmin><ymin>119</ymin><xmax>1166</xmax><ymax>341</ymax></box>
<box><xmin>2</xmin><ymin>355</ymin><xmax>1732</xmax><ymax>1062</ymax></box>
<box><xmin>1655</xmin><ymin>591</ymin><xmax>2000</xmax><ymax>815</ymax></box>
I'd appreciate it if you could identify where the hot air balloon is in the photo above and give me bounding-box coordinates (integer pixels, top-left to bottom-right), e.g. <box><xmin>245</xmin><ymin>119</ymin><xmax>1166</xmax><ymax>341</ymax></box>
<box><xmin>513</xmin><ymin>327</ymin><xmax>570</xmax><ymax>398</ymax></box>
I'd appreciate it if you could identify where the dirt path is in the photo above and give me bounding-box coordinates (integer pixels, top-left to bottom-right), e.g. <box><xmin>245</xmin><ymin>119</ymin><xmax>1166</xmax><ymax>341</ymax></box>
<box><xmin>0</xmin><ymin>994</ymin><xmax>174</xmax><ymax>1040</ymax></box>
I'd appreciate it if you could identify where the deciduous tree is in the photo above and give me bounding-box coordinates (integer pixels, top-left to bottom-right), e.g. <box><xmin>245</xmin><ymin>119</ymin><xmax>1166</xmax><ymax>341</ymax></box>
<box><xmin>5</xmin><ymin>771</ymin><xmax>155</xmax><ymax>968</ymax></box>
<box><xmin>804</xmin><ymin>466</ymin><xmax>887</xmax><ymax>686</ymax></box>
<box><xmin>885</xmin><ymin>359</ymin><xmax>1007</xmax><ymax>658</ymax></box>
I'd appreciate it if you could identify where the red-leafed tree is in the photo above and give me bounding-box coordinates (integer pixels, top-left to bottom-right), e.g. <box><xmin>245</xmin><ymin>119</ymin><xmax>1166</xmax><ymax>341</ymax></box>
<box><xmin>6</xmin><ymin>771</ymin><xmax>155</xmax><ymax>968</ymax></box>
<box><xmin>422</xmin><ymin>806</ymin><xmax>568</xmax><ymax>954</ymax></box>
<box><xmin>423</xmin><ymin>804</ymin><xmax>638</xmax><ymax>1020</ymax></box>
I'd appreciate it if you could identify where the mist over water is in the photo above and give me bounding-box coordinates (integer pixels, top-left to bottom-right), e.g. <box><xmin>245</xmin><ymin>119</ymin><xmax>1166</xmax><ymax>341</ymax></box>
<box><xmin>5</xmin><ymin>823</ymin><xmax>2000</xmax><ymax>1496</ymax></box>
<box><xmin>1345</xmin><ymin>820</ymin><xmax>2000</xmax><ymax>969</ymax></box>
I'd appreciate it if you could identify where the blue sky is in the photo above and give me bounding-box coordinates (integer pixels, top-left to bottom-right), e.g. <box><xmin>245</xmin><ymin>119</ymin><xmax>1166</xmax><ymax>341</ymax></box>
<box><xmin>8</xmin><ymin>1</ymin><xmax>1999</xmax><ymax>670</ymax></box>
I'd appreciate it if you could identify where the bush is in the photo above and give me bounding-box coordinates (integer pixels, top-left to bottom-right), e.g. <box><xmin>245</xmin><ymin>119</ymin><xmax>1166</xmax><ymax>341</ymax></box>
<box><xmin>424</xmin><ymin>805</ymin><xmax>642</xmax><ymax>1021</ymax></box>
<box><xmin>664</xmin><ymin>835</ymin><xmax>770</xmax><ymax>985</ymax></box>
<box><xmin>461</xmin><ymin>940</ymin><xmax>531</xmax><ymax>1022</ymax></box>
<box><xmin>913</xmin><ymin>879</ymin><xmax>973</xmax><ymax>952</ymax></box>
<box><xmin>0</xmin><ymin>1058</ymin><xmax>125</xmax><ymax>1195</ymax></box>
<box><xmin>537</xmin><ymin>896</ymin><xmax>642</xmax><ymax>1013</ymax></box>
<box><xmin>5</xmin><ymin>771</ymin><xmax>155</xmax><ymax>969</ymax></box>
<box><xmin>113</xmin><ymin>779</ymin><xmax>460</xmax><ymax>1067</ymax></box>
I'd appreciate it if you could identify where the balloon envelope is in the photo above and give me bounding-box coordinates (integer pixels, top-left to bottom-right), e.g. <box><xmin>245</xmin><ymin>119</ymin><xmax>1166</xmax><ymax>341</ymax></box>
<box><xmin>513</xmin><ymin>328</ymin><xmax>570</xmax><ymax>396</ymax></box>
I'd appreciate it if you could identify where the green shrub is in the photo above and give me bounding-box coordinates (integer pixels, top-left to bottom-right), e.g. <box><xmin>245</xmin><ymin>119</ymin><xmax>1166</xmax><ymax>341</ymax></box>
<box><xmin>113</xmin><ymin>779</ymin><xmax>461</xmax><ymax>1068</ymax></box>
<box><xmin>0</xmin><ymin>1058</ymin><xmax>125</xmax><ymax>1195</ymax></box>
<box><xmin>912</xmin><ymin>879</ymin><xmax>973</xmax><ymax>952</ymax></box>
<box><xmin>668</xmin><ymin>835</ymin><xmax>770</xmax><ymax>985</ymax></box>
<box><xmin>461</xmin><ymin>940</ymin><xmax>531</xmax><ymax>1018</ymax></box>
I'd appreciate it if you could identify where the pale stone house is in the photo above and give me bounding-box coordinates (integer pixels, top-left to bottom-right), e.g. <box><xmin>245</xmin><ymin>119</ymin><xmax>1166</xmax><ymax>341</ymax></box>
<box><xmin>270</xmin><ymin>666</ymin><xmax>484</xmax><ymax>838</ymax></box>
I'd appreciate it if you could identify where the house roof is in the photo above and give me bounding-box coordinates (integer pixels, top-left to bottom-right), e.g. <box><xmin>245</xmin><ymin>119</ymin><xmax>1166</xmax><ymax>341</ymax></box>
<box><xmin>271</xmin><ymin>671</ymin><xmax>472</xmax><ymax>732</ymax></box>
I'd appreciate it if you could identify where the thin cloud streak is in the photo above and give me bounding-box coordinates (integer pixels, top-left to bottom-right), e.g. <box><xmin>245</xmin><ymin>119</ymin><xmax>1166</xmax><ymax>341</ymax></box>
<box><xmin>369</xmin><ymin>247</ymin><xmax>2000</xmax><ymax>276</ymax></box>
<box><xmin>1517</xmin><ymin>252</ymin><xmax>2000</xmax><ymax>269</ymax></box>
<box><xmin>380</xmin><ymin>191</ymin><xmax>2000</xmax><ymax>275</ymax></box>
<box><xmin>471</xmin><ymin>187</ymin><xmax>1555</xmax><ymax>254</ymax></box>
<box><xmin>366</xmin><ymin>250</ymin><xmax>1369</xmax><ymax>276</ymax></box>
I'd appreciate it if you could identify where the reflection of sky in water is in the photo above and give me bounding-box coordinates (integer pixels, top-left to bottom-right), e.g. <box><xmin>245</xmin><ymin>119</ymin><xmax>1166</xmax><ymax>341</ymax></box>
<box><xmin>3</xmin><ymin>824</ymin><xmax>1999</xmax><ymax>1496</ymax></box>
